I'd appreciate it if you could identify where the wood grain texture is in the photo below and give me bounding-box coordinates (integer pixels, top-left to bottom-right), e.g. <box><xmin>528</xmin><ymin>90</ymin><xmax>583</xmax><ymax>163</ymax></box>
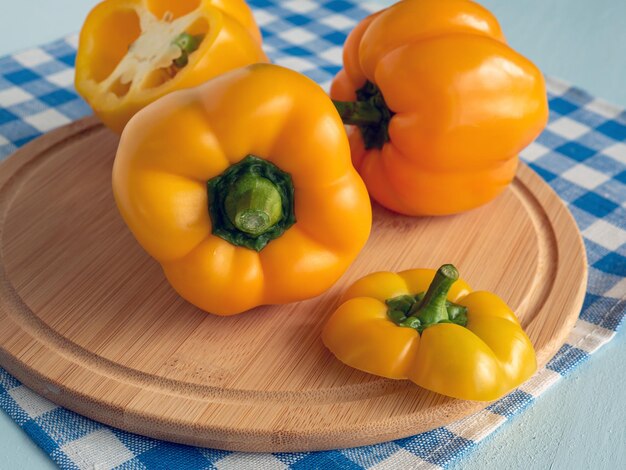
<box><xmin>0</xmin><ymin>117</ymin><xmax>587</xmax><ymax>452</ymax></box>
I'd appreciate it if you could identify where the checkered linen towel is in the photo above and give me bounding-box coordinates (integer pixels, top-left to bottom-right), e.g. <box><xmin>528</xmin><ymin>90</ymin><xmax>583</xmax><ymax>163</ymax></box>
<box><xmin>0</xmin><ymin>0</ymin><xmax>624</xmax><ymax>469</ymax></box>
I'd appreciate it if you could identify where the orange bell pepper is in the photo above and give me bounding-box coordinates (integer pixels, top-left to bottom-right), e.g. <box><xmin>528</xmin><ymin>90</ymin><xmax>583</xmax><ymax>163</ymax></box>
<box><xmin>75</xmin><ymin>0</ymin><xmax>267</xmax><ymax>133</ymax></box>
<box><xmin>113</xmin><ymin>64</ymin><xmax>372</xmax><ymax>315</ymax></box>
<box><xmin>331</xmin><ymin>0</ymin><xmax>549</xmax><ymax>216</ymax></box>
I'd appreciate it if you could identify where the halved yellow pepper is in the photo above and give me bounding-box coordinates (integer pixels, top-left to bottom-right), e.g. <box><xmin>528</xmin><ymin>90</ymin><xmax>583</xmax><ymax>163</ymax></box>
<box><xmin>113</xmin><ymin>64</ymin><xmax>372</xmax><ymax>315</ymax></box>
<box><xmin>75</xmin><ymin>0</ymin><xmax>267</xmax><ymax>133</ymax></box>
<box><xmin>322</xmin><ymin>265</ymin><xmax>537</xmax><ymax>401</ymax></box>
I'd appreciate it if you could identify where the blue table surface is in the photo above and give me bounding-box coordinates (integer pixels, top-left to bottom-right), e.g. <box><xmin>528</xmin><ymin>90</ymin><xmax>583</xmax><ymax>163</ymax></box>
<box><xmin>1</xmin><ymin>1</ymin><xmax>625</xmax><ymax>469</ymax></box>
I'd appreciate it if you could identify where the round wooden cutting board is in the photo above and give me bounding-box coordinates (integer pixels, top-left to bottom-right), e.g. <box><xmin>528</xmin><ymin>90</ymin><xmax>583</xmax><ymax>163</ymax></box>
<box><xmin>0</xmin><ymin>117</ymin><xmax>587</xmax><ymax>452</ymax></box>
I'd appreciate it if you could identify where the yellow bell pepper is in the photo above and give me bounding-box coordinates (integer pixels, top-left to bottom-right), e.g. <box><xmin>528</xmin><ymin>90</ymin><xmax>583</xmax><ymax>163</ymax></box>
<box><xmin>113</xmin><ymin>63</ymin><xmax>372</xmax><ymax>315</ymax></box>
<box><xmin>75</xmin><ymin>0</ymin><xmax>267</xmax><ymax>133</ymax></box>
<box><xmin>322</xmin><ymin>265</ymin><xmax>537</xmax><ymax>401</ymax></box>
<box><xmin>330</xmin><ymin>0</ymin><xmax>548</xmax><ymax>216</ymax></box>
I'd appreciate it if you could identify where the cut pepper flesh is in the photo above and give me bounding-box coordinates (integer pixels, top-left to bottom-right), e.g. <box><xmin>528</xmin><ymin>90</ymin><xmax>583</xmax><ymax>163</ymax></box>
<box><xmin>99</xmin><ymin>9</ymin><xmax>203</xmax><ymax>96</ymax></box>
<box><xmin>75</xmin><ymin>0</ymin><xmax>267</xmax><ymax>132</ymax></box>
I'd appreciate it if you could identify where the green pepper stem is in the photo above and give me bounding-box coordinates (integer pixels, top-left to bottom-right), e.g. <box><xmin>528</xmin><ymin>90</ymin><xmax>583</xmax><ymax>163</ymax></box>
<box><xmin>207</xmin><ymin>155</ymin><xmax>296</xmax><ymax>252</ymax></box>
<box><xmin>408</xmin><ymin>264</ymin><xmax>459</xmax><ymax>328</ymax></box>
<box><xmin>333</xmin><ymin>100</ymin><xmax>382</xmax><ymax>126</ymax></box>
<box><xmin>332</xmin><ymin>81</ymin><xmax>394</xmax><ymax>150</ymax></box>
<box><xmin>172</xmin><ymin>32</ymin><xmax>203</xmax><ymax>68</ymax></box>
<box><xmin>224</xmin><ymin>174</ymin><xmax>283</xmax><ymax>236</ymax></box>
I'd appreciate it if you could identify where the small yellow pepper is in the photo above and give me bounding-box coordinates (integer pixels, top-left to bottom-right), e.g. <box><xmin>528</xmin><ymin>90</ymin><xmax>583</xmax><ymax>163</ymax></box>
<box><xmin>113</xmin><ymin>64</ymin><xmax>372</xmax><ymax>315</ymax></box>
<box><xmin>75</xmin><ymin>0</ymin><xmax>267</xmax><ymax>133</ymax></box>
<box><xmin>322</xmin><ymin>265</ymin><xmax>537</xmax><ymax>401</ymax></box>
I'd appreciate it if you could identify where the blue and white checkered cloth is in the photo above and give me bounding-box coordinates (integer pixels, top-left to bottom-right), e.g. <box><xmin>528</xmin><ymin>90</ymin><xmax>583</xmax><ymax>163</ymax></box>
<box><xmin>1</xmin><ymin>0</ymin><xmax>625</xmax><ymax>468</ymax></box>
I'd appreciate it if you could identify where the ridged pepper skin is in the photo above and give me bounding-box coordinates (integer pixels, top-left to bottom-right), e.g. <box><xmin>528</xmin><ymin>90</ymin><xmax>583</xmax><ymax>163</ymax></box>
<box><xmin>331</xmin><ymin>0</ymin><xmax>549</xmax><ymax>216</ymax></box>
<box><xmin>75</xmin><ymin>0</ymin><xmax>267</xmax><ymax>133</ymax></box>
<box><xmin>322</xmin><ymin>266</ymin><xmax>537</xmax><ymax>401</ymax></box>
<box><xmin>113</xmin><ymin>64</ymin><xmax>372</xmax><ymax>316</ymax></box>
